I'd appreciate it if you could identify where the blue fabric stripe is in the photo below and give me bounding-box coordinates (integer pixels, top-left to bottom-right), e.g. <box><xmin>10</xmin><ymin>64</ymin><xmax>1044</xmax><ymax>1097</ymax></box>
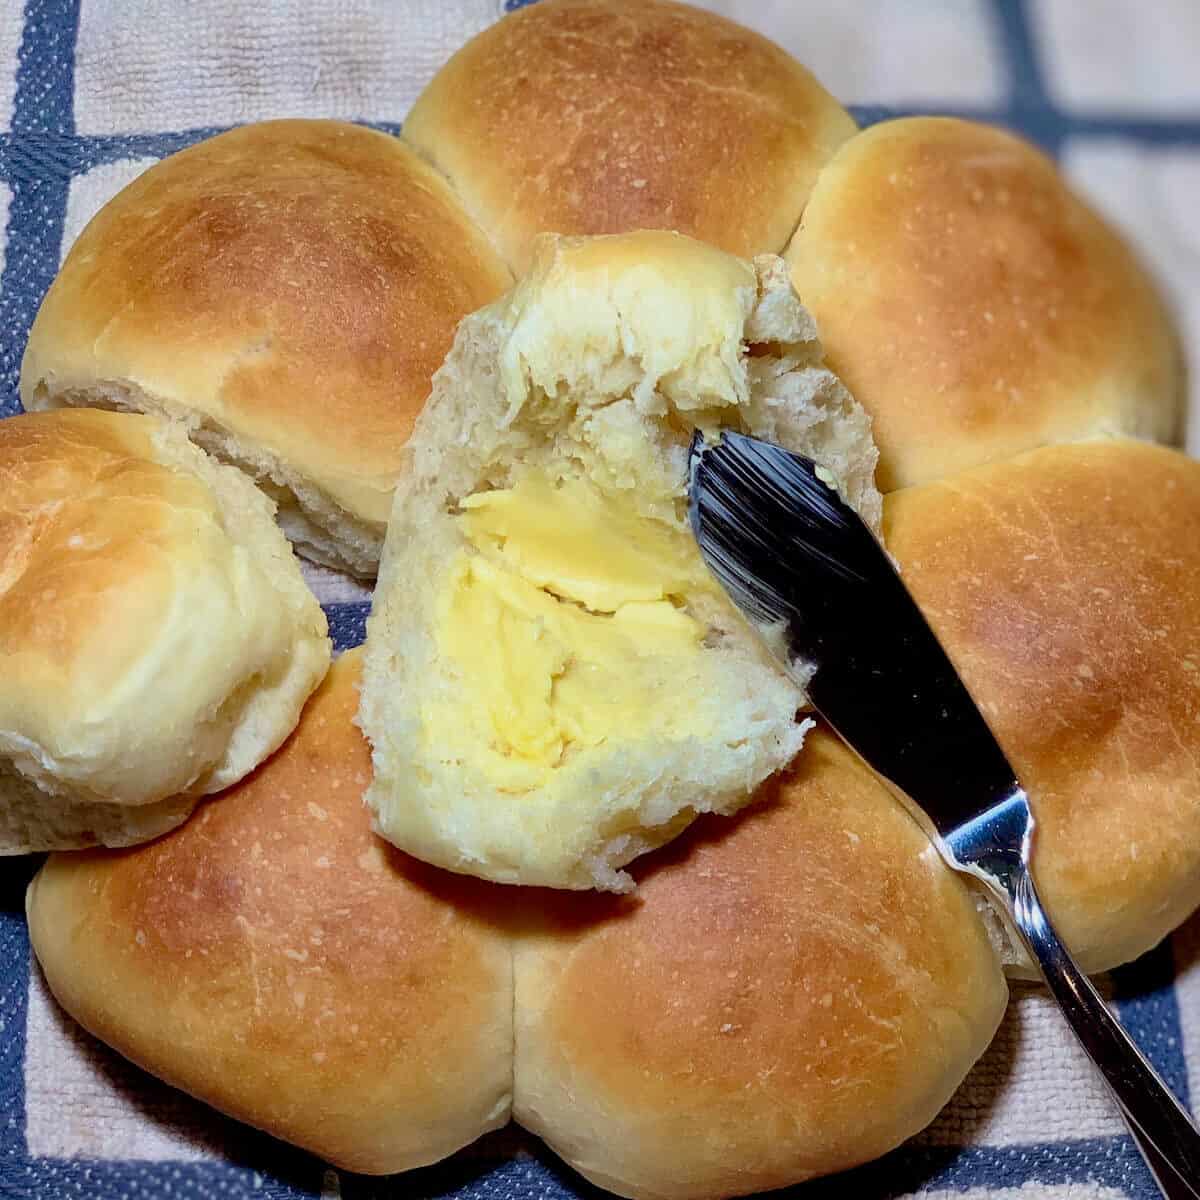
<box><xmin>7</xmin><ymin>104</ymin><xmax>1200</xmax><ymax>215</ymax></box>
<box><xmin>1114</xmin><ymin>939</ymin><xmax>1192</xmax><ymax>1108</ymax></box>
<box><xmin>0</xmin><ymin>863</ymin><xmax>37</xmax><ymax>1166</ymax></box>
<box><xmin>0</xmin><ymin>119</ymin><xmax>407</xmax><ymax>180</ymax></box>
<box><xmin>987</xmin><ymin>0</ymin><xmax>1068</xmax><ymax>155</ymax></box>
<box><xmin>323</xmin><ymin>603</ymin><xmax>371</xmax><ymax>653</ymax></box>
<box><xmin>0</xmin><ymin>0</ymin><xmax>79</xmax><ymax>416</ymax></box>
<box><xmin>0</xmin><ymin>1127</ymin><xmax>1177</xmax><ymax>1199</ymax></box>
<box><xmin>807</xmin><ymin>1135</ymin><xmax>1163</xmax><ymax>1200</ymax></box>
<box><xmin>0</xmin><ymin>1139</ymin><xmax>1174</xmax><ymax>1199</ymax></box>
<box><xmin>333</xmin><ymin>1136</ymin><xmax>1166</xmax><ymax>1200</ymax></box>
<box><xmin>12</xmin><ymin>0</ymin><xmax>78</xmax><ymax>136</ymax></box>
<box><xmin>847</xmin><ymin>105</ymin><xmax>1200</xmax><ymax>153</ymax></box>
<box><xmin>19</xmin><ymin>1157</ymin><xmax>321</xmax><ymax>1199</ymax></box>
<box><xmin>990</xmin><ymin>0</ymin><xmax>1052</xmax><ymax>108</ymax></box>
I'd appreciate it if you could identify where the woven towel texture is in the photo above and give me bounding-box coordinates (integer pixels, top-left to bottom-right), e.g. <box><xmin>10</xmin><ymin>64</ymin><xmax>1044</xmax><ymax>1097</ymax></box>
<box><xmin>1</xmin><ymin>2</ymin><xmax>1199</xmax><ymax>1198</ymax></box>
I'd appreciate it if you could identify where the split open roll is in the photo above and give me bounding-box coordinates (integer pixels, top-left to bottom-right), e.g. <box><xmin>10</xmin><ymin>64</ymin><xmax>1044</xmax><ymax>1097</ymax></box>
<box><xmin>359</xmin><ymin>229</ymin><xmax>882</xmax><ymax>892</ymax></box>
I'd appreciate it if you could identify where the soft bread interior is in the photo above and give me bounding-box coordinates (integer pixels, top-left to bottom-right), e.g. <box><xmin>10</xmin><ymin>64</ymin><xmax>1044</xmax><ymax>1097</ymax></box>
<box><xmin>0</xmin><ymin>761</ymin><xmax>198</xmax><ymax>856</ymax></box>
<box><xmin>361</xmin><ymin>232</ymin><xmax>880</xmax><ymax>892</ymax></box>
<box><xmin>26</xmin><ymin>378</ymin><xmax>384</xmax><ymax>579</ymax></box>
<box><xmin>147</xmin><ymin>420</ymin><xmax>333</xmax><ymax>793</ymax></box>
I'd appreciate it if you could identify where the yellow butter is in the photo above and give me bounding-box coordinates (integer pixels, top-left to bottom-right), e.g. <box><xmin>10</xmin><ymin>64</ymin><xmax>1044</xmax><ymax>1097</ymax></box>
<box><xmin>459</xmin><ymin>471</ymin><xmax>700</xmax><ymax>610</ymax></box>
<box><xmin>426</xmin><ymin>471</ymin><xmax>717</xmax><ymax>791</ymax></box>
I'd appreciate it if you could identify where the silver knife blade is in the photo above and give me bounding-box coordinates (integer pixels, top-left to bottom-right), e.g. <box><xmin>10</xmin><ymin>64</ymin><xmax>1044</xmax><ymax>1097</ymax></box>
<box><xmin>687</xmin><ymin>428</ymin><xmax>1020</xmax><ymax>846</ymax></box>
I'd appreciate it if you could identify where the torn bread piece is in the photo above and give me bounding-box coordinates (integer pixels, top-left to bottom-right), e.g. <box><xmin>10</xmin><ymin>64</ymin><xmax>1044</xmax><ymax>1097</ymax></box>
<box><xmin>361</xmin><ymin>231</ymin><xmax>880</xmax><ymax>891</ymax></box>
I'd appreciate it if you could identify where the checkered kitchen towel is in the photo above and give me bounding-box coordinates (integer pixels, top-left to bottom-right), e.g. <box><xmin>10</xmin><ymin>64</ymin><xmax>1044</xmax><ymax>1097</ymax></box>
<box><xmin>2</xmin><ymin>1</ymin><xmax>1200</xmax><ymax>1198</ymax></box>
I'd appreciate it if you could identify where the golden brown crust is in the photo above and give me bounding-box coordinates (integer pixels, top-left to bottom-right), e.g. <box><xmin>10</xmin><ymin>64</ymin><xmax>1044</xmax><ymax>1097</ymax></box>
<box><xmin>27</xmin><ymin>657</ymin><xmax>1009</xmax><ymax>1194</ymax></box>
<box><xmin>884</xmin><ymin>438</ymin><xmax>1200</xmax><ymax>972</ymax></box>
<box><xmin>0</xmin><ymin>409</ymin><xmax>181</xmax><ymax>676</ymax></box>
<box><xmin>0</xmin><ymin>408</ymin><xmax>330</xmax><ymax>835</ymax></box>
<box><xmin>513</xmin><ymin>729</ymin><xmax>1007</xmax><ymax>1199</ymax></box>
<box><xmin>403</xmin><ymin>0</ymin><xmax>856</xmax><ymax>273</ymax></box>
<box><xmin>21</xmin><ymin>120</ymin><xmax>512</xmax><ymax>527</ymax></box>
<box><xmin>786</xmin><ymin>118</ymin><xmax>1183</xmax><ymax>490</ymax></box>
<box><xmin>27</xmin><ymin>651</ymin><xmax>514</xmax><ymax>1174</ymax></box>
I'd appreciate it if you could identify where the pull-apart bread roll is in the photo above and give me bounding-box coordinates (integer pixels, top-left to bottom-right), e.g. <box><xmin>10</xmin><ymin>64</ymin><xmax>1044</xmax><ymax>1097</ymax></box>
<box><xmin>403</xmin><ymin>0</ymin><xmax>856</xmax><ymax>272</ymax></box>
<box><xmin>885</xmin><ymin>438</ymin><xmax>1200</xmax><ymax>975</ymax></box>
<box><xmin>27</xmin><ymin>653</ymin><xmax>1006</xmax><ymax>1191</ymax></box>
<box><xmin>515</xmin><ymin>731</ymin><xmax>1007</xmax><ymax>1199</ymax></box>
<box><xmin>360</xmin><ymin>231</ymin><xmax>881</xmax><ymax>891</ymax></box>
<box><xmin>0</xmin><ymin>409</ymin><xmax>329</xmax><ymax>853</ymax></box>
<box><xmin>786</xmin><ymin>118</ymin><xmax>1183</xmax><ymax>490</ymax></box>
<box><xmin>20</xmin><ymin>119</ymin><xmax>512</xmax><ymax>576</ymax></box>
<box><xmin>26</xmin><ymin>651</ymin><xmax>514</xmax><ymax>1174</ymax></box>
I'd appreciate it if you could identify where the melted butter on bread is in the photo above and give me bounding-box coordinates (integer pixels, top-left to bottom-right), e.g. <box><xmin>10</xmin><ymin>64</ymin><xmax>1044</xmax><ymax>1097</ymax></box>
<box><xmin>429</xmin><ymin>470</ymin><xmax>716</xmax><ymax>790</ymax></box>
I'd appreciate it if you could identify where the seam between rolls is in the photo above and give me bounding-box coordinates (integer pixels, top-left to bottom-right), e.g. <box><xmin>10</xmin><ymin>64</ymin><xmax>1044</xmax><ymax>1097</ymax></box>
<box><xmin>397</xmin><ymin>128</ymin><xmax>516</xmax><ymax>279</ymax></box>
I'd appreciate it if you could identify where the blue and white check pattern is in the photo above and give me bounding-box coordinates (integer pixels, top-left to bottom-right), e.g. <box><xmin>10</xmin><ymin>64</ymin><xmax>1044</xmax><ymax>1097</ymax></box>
<box><xmin>1</xmin><ymin>2</ymin><xmax>1199</xmax><ymax>1197</ymax></box>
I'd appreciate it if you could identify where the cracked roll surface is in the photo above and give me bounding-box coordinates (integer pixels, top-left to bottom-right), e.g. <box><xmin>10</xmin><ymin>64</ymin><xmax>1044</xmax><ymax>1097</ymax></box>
<box><xmin>885</xmin><ymin>438</ymin><xmax>1200</xmax><ymax>974</ymax></box>
<box><xmin>786</xmin><ymin>117</ymin><xmax>1183</xmax><ymax>491</ymax></box>
<box><xmin>20</xmin><ymin>119</ymin><xmax>512</xmax><ymax>576</ymax></box>
<box><xmin>25</xmin><ymin>650</ymin><xmax>514</xmax><ymax>1174</ymax></box>
<box><xmin>403</xmin><ymin>0</ymin><xmax>855</xmax><ymax>272</ymax></box>
<box><xmin>0</xmin><ymin>409</ymin><xmax>329</xmax><ymax>853</ymax></box>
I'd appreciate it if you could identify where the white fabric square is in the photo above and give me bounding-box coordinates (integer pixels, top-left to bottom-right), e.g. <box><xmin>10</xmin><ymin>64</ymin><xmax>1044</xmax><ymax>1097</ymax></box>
<box><xmin>1062</xmin><ymin>139</ymin><xmax>1200</xmax><ymax>458</ymax></box>
<box><xmin>0</xmin><ymin>4</ymin><xmax>20</xmax><ymax>131</ymax></box>
<box><xmin>300</xmin><ymin>562</ymin><xmax>371</xmax><ymax>608</ymax></box>
<box><xmin>73</xmin><ymin>0</ymin><xmax>506</xmax><ymax>135</ymax></box>
<box><xmin>695</xmin><ymin>0</ymin><xmax>1004</xmax><ymax>107</ymax></box>
<box><xmin>62</xmin><ymin>158</ymin><xmax>157</xmax><ymax>261</ymax></box>
<box><xmin>917</xmin><ymin>981</ymin><xmax>1123</xmax><ymax>1147</ymax></box>
<box><xmin>23</xmin><ymin>966</ymin><xmax>227</xmax><ymax>1161</ymax></box>
<box><xmin>1030</xmin><ymin>0</ymin><xmax>1200</xmax><ymax>113</ymax></box>
<box><xmin>0</xmin><ymin>182</ymin><xmax>11</xmax><ymax>279</ymax></box>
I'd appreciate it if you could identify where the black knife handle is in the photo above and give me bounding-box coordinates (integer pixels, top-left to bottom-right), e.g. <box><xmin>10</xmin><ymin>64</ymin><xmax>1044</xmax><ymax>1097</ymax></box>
<box><xmin>1000</xmin><ymin>867</ymin><xmax>1200</xmax><ymax>1198</ymax></box>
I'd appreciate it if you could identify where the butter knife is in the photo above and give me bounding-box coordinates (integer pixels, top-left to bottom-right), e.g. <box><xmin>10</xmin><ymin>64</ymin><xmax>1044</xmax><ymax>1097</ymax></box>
<box><xmin>688</xmin><ymin>429</ymin><xmax>1200</xmax><ymax>1199</ymax></box>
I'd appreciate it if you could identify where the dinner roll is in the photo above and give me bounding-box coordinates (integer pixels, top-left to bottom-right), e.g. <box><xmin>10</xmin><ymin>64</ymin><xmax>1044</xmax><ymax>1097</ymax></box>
<box><xmin>403</xmin><ymin>0</ymin><xmax>855</xmax><ymax>273</ymax></box>
<box><xmin>514</xmin><ymin>728</ymin><xmax>1008</xmax><ymax>1199</ymax></box>
<box><xmin>884</xmin><ymin>438</ymin><xmax>1200</xmax><ymax>974</ymax></box>
<box><xmin>361</xmin><ymin>231</ymin><xmax>880</xmax><ymax>892</ymax></box>
<box><xmin>0</xmin><ymin>409</ymin><xmax>329</xmax><ymax>854</ymax></box>
<box><xmin>786</xmin><ymin>118</ymin><xmax>1183</xmax><ymax>491</ymax></box>
<box><xmin>26</xmin><ymin>650</ymin><xmax>514</xmax><ymax>1175</ymax></box>
<box><xmin>20</xmin><ymin>119</ymin><xmax>512</xmax><ymax>577</ymax></box>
